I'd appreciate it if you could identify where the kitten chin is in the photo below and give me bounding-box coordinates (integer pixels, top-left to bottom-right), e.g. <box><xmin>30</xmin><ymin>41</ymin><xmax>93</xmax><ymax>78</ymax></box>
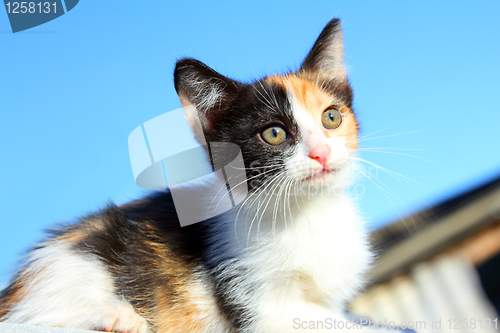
<box><xmin>0</xmin><ymin>18</ymin><xmax>378</xmax><ymax>333</ymax></box>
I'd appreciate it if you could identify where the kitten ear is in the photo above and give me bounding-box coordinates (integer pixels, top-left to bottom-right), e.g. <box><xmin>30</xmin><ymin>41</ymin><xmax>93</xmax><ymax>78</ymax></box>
<box><xmin>174</xmin><ymin>58</ymin><xmax>243</xmax><ymax>142</ymax></box>
<box><xmin>300</xmin><ymin>18</ymin><xmax>345</xmax><ymax>79</ymax></box>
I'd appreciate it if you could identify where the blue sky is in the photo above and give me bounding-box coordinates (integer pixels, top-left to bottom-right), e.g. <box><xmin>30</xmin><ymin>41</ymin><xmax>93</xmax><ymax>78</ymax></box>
<box><xmin>1</xmin><ymin>1</ymin><xmax>499</xmax><ymax>286</ymax></box>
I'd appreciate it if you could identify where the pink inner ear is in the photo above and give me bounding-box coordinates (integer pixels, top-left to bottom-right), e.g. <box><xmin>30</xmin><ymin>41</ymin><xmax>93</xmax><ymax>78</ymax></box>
<box><xmin>309</xmin><ymin>145</ymin><xmax>331</xmax><ymax>168</ymax></box>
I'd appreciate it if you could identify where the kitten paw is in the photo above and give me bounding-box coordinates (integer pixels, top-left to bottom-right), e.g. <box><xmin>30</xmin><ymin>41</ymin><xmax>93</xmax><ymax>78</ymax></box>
<box><xmin>93</xmin><ymin>302</ymin><xmax>148</xmax><ymax>333</ymax></box>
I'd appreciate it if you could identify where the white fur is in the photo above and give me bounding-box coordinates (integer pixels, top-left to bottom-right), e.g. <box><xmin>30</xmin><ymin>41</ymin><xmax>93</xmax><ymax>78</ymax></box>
<box><xmin>219</xmin><ymin>194</ymin><xmax>372</xmax><ymax>332</ymax></box>
<box><xmin>3</xmin><ymin>241</ymin><xmax>148</xmax><ymax>332</ymax></box>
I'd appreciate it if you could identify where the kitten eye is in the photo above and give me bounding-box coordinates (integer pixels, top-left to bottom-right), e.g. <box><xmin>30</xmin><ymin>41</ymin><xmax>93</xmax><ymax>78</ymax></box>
<box><xmin>261</xmin><ymin>126</ymin><xmax>288</xmax><ymax>145</ymax></box>
<box><xmin>322</xmin><ymin>108</ymin><xmax>342</xmax><ymax>129</ymax></box>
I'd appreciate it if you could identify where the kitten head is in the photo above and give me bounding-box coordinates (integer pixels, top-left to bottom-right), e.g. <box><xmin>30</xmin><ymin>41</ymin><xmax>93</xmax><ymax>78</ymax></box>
<box><xmin>174</xmin><ymin>19</ymin><xmax>358</xmax><ymax>196</ymax></box>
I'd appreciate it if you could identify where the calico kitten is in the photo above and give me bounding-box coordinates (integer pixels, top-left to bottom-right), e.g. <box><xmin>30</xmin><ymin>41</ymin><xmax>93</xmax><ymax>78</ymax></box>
<box><xmin>0</xmin><ymin>19</ymin><xmax>373</xmax><ymax>333</ymax></box>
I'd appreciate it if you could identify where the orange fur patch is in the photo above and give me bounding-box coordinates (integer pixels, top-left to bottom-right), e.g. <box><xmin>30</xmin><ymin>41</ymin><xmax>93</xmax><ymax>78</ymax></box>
<box><xmin>294</xmin><ymin>271</ymin><xmax>327</xmax><ymax>306</ymax></box>
<box><xmin>156</xmin><ymin>281</ymin><xmax>208</xmax><ymax>333</ymax></box>
<box><xmin>153</xmin><ymin>254</ymin><xmax>211</xmax><ymax>333</ymax></box>
<box><xmin>54</xmin><ymin>218</ymin><xmax>107</xmax><ymax>243</ymax></box>
<box><xmin>267</xmin><ymin>74</ymin><xmax>358</xmax><ymax>149</ymax></box>
<box><xmin>0</xmin><ymin>275</ymin><xmax>26</xmax><ymax>320</ymax></box>
<box><xmin>132</xmin><ymin>230</ymin><xmax>212</xmax><ymax>333</ymax></box>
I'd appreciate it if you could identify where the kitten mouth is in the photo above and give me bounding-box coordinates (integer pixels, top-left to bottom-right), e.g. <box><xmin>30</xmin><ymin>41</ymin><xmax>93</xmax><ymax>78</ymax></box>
<box><xmin>304</xmin><ymin>168</ymin><xmax>336</xmax><ymax>181</ymax></box>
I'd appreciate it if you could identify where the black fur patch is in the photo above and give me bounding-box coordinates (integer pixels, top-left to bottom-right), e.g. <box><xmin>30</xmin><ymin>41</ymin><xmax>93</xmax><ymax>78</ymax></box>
<box><xmin>175</xmin><ymin>60</ymin><xmax>300</xmax><ymax>192</ymax></box>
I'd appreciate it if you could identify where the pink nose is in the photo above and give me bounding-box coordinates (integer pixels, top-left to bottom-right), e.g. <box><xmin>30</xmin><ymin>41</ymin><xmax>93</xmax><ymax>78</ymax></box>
<box><xmin>309</xmin><ymin>145</ymin><xmax>331</xmax><ymax>168</ymax></box>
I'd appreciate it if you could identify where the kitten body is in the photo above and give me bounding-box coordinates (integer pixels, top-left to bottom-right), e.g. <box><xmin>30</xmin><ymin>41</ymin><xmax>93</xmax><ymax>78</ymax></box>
<box><xmin>0</xmin><ymin>19</ymin><xmax>374</xmax><ymax>333</ymax></box>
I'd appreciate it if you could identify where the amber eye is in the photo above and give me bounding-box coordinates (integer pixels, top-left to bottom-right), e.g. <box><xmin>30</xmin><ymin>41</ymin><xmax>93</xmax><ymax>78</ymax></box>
<box><xmin>261</xmin><ymin>126</ymin><xmax>288</xmax><ymax>145</ymax></box>
<box><xmin>322</xmin><ymin>108</ymin><xmax>342</xmax><ymax>129</ymax></box>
